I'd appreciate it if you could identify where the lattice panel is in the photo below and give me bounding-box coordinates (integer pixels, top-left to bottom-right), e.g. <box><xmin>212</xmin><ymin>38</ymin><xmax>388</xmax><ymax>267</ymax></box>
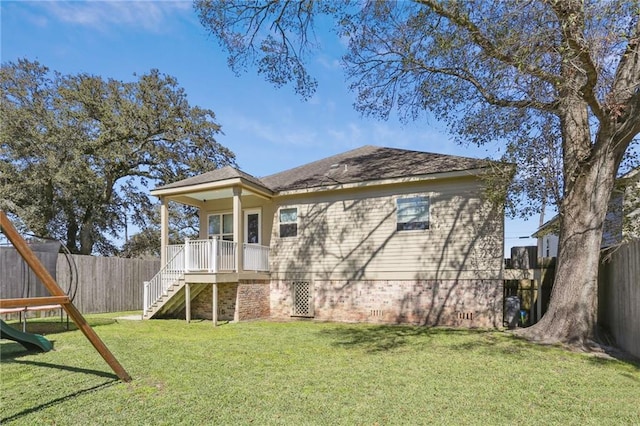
<box><xmin>291</xmin><ymin>281</ymin><xmax>313</xmax><ymax>317</ymax></box>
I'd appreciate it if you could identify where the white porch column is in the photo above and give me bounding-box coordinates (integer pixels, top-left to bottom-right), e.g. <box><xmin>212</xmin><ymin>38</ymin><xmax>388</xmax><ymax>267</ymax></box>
<box><xmin>233</xmin><ymin>187</ymin><xmax>243</xmax><ymax>272</ymax></box>
<box><xmin>160</xmin><ymin>197</ymin><xmax>169</xmax><ymax>267</ymax></box>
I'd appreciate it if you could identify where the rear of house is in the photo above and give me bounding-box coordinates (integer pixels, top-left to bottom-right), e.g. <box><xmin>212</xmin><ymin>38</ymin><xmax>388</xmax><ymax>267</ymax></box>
<box><xmin>145</xmin><ymin>146</ymin><xmax>510</xmax><ymax>328</ymax></box>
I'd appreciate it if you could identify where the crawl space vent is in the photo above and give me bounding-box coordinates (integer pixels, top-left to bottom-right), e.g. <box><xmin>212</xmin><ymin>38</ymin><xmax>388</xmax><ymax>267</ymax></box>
<box><xmin>456</xmin><ymin>312</ymin><xmax>474</xmax><ymax>321</ymax></box>
<box><xmin>291</xmin><ymin>281</ymin><xmax>314</xmax><ymax>317</ymax></box>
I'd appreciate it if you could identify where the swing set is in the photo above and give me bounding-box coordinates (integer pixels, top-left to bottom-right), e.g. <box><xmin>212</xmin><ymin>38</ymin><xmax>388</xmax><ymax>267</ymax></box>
<box><xmin>0</xmin><ymin>211</ymin><xmax>131</xmax><ymax>382</ymax></box>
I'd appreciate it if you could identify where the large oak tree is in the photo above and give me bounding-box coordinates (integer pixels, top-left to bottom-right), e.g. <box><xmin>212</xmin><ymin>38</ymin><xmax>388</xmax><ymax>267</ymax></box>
<box><xmin>195</xmin><ymin>0</ymin><xmax>640</xmax><ymax>347</ymax></box>
<box><xmin>0</xmin><ymin>59</ymin><xmax>235</xmax><ymax>255</ymax></box>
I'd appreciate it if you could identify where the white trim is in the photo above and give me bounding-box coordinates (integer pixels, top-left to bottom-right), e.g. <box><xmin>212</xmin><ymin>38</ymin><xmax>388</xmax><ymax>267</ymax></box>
<box><xmin>278</xmin><ymin>206</ymin><xmax>298</xmax><ymax>238</ymax></box>
<box><xmin>396</xmin><ymin>195</ymin><xmax>430</xmax><ymax>231</ymax></box>
<box><xmin>207</xmin><ymin>211</ymin><xmax>234</xmax><ymax>241</ymax></box>
<box><xmin>150</xmin><ymin>177</ymin><xmax>273</xmax><ymax>199</ymax></box>
<box><xmin>244</xmin><ymin>208</ymin><xmax>262</xmax><ymax>245</ymax></box>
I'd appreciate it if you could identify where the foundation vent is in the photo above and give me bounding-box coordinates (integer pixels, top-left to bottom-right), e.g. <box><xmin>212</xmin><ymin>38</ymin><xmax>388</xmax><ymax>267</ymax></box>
<box><xmin>370</xmin><ymin>309</ymin><xmax>384</xmax><ymax>317</ymax></box>
<box><xmin>291</xmin><ymin>281</ymin><xmax>314</xmax><ymax>317</ymax></box>
<box><xmin>457</xmin><ymin>312</ymin><xmax>474</xmax><ymax>321</ymax></box>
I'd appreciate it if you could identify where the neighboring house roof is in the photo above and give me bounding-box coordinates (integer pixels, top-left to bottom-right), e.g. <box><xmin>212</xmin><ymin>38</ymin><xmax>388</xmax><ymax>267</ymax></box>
<box><xmin>532</xmin><ymin>215</ymin><xmax>559</xmax><ymax>238</ymax></box>
<box><xmin>532</xmin><ymin>166</ymin><xmax>640</xmax><ymax>238</ymax></box>
<box><xmin>155</xmin><ymin>165</ymin><xmax>270</xmax><ymax>193</ymax></box>
<box><xmin>620</xmin><ymin>166</ymin><xmax>640</xmax><ymax>181</ymax></box>
<box><xmin>153</xmin><ymin>145</ymin><xmax>500</xmax><ymax>195</ymax></box>
<box><xmin>261</xmin><ymin>145</ymin><xmax>493</xmax><ymax>192</ymax></box>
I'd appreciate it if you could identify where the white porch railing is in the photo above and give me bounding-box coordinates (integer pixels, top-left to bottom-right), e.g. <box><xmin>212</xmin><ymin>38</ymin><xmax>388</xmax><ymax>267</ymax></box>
<box><xmin>166</xmin><ymin>244</ymin><xmax>184</xmax><ymax>265</ymax></box>
<box><xmin>144</xmin><ymin>244</ymin><xmax>185</xmax><ymax>314</ymax></box>
<box><xmin>243</xmin><ymin>243</ymin><xmax>270</xmax><ymax>271</ymax></box>
<box><xmin>143</xmin><ymin>239</ymin><xmax>270</xmax><ymax>315</ymax></box>
<box><xmin>184</xmin><ymin>238</ymin><xmax>237</xmax><ymax>273</ymax></box>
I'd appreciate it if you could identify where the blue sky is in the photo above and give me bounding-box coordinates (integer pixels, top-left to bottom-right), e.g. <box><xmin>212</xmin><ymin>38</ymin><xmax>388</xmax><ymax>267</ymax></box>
<box><xmin>1</xmin><ymin>0</ymin><xmax>539</xmax><ymax>253</ymax></box>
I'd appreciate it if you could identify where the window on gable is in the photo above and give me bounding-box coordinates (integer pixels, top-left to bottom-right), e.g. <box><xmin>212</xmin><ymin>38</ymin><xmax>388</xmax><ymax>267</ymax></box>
<box><xmin>279</xmin><ymin>207</ymin><xmax>298</xmax><ymax>238</ymax></box>
<box><xmin>396</xmin><ymin>196</ymin><xmax>429</xmax><ymax>231</ymax></box>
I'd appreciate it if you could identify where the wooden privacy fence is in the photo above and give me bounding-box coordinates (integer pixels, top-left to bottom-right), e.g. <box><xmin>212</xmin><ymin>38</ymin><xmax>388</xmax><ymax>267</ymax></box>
<box><xmin>1</xmin><ymin>243</ymin><xmax>60</xmax><ymax>299</ymax></box>
<box><xmin>58</xmin><ymin>255</ymin><xmax>160</xmax><ymax>314</ymax></box>
<box><xmin>1</xmin><ymin>248</ymin><xmax>159</xmax><ymax>315</ymax></box>
<box><xmin>598</xmin><ymin>239</ymin><xmax>640</xmax><ymax>359</ymax></box>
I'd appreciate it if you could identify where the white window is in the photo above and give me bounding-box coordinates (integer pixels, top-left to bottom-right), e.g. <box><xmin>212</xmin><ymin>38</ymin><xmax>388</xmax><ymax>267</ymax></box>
<box><xmin>396</xmin><ymin>196</ymin><xmax>429</xmax><ymax>231</ymax></box>
<box><xmin>279</xmin><ymin>207</ymin><xmax>298</xmax><ymax>238</ymax></box>
<box><xmin>208</xmin><ymin>213</ymin><xmax>234</xmax><ymax>241</ymax></box>
<box><xmin>244</xmin><ymin>209</ymin><xmax>261</xmax><ymax>244</ymax></box>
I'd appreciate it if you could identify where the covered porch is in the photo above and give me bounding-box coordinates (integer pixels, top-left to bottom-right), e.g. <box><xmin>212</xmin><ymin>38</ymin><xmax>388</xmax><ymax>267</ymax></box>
<box><xmin>143</xmin><ymin>167</ymin><xmax>274</xmax><ymax>323</ymax></box>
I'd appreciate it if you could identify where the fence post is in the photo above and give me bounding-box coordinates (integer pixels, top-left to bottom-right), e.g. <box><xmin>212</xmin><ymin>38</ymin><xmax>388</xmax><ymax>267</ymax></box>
<box><xmin>184</xmin><ymin>238</ymin><xmax>191</xmax><ymax>273</ymax></box>
<box><xmin>143</xmin><ymin>281</ymin><xmax>149</xmax><ymax>314</ymax></box>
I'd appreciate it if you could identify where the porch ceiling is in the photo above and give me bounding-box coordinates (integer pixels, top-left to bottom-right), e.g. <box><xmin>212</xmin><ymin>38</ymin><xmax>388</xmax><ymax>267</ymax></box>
<box><xmin>178</xmin><ymin>187</ymin><xmax>236</xmax><ymax>202</ymax></box>
<box><xmin>164</xmin><ymin>186</ymin><xmax>270</xmax><ymax>207</ymax></box>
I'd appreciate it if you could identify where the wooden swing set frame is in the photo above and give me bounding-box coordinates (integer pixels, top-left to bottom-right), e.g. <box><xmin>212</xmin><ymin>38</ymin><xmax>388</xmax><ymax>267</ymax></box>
<box><xmin>0</xmin><ymin>211</ymin><xmax>131</xmax><ymax>382</ymax></box>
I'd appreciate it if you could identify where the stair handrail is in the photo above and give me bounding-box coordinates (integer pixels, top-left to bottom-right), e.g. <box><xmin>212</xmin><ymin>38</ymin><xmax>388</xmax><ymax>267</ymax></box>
<box><xmin>143</xmin><ymin>244</ymin><xmax>185</xmax><ymax>315</ymax></box>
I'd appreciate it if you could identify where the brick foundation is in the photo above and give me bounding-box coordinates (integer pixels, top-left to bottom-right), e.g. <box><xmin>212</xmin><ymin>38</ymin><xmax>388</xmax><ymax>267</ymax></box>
<box><xmin>236</xmin><ymin>280</ymin><xmax>271</xmax><ymax>320</ymax></box>
<box><xmin>190</xmin><ymin>280</ymin><xmax>270</xmax><ymax>321</ymax></box>
<box><xmin>270</xmin><ymin>279</ymin><xmax>503</xmax><ymax>328</ymax></box>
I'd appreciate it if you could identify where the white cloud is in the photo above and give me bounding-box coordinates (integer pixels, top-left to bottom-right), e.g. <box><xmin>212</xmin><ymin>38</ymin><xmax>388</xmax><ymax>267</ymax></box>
<box><xmin>316</xmin><ymin>54</ymin><xmax>341</xmax><ymax>71</ymax></box>
<box><xmin>39</xmin><ymin>0</ymin><xmax>192</xmax><ymax>33</ymax></box>
<box><xmin>225</xmin><ymin>112</ymin><xmax>320</xmax><ymax>149</ymax></box>
<box><xmin>327</xmin><ymin>122</ymin><xmax>364</xmax><ymax>147</ymax></box>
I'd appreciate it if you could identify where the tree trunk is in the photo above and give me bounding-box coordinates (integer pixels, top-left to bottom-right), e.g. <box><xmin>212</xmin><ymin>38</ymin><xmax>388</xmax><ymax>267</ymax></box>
<box><xmin>79</xmin><ymin>208</ymin><xmax>95</xmax><ymax>255</ymax></box>
<box><xmin>65</xmin><ymin>211</ymin><xmax>79</xmax><ymax>254</ymax></box>
<box><xmin>517</xmin><ymin>152</ymin><xmax>619</xmax><ymax>348</ymax></box>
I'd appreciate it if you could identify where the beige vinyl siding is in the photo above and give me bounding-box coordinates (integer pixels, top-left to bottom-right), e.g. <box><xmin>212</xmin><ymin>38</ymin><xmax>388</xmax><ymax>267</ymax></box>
<box><xmin>270</xmin><ymin>176</ymin><xmax>503</xmax><ymax>280</ymax></box>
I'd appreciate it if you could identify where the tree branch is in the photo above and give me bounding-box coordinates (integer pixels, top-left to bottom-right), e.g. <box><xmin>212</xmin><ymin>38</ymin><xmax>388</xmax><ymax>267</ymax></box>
<box><xmin>415</xmin><ymin>0</ymin><xmax>560</xmax><ymax>86</ymax></box>
<box><xmin>408</xmin><ymin>60</ymin><xmax>559</xmax><ymax>111</ymax></box>
<box><xmin>610</xmin><ymin>18</ymin><xmax>640</xmax><ymax>109</ymax></box>
<box><xmin>547</xmin><ymin>0</ymin><xmax>605</xmax><ymax>121</ymax></box>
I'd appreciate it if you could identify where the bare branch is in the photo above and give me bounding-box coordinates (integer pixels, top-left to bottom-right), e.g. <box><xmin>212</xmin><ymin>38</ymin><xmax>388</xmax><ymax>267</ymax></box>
<box><xmin>406</xmin><ymin>59</ymin><xmax>559</xmax><ymax>111</ymax></box>
<box><xmin>611</xmin><ymin>18</ymin><xmax>640</xmax><ymax>106</ymax></box>
<box><xmin>415</xmin><ymin>0</ymin><xmax>561</xmax><ymax>86</ymax></box>
<box><xmin>547</xmin><ymin>0</ymin><xmax>605</xmax><ymax>120</ymax></box>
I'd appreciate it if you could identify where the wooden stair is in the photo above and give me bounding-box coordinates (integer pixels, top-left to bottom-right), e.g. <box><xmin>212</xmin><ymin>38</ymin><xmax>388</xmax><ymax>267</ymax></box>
<box><xmin>143</xmin><ymin>279</ymin><xmax>208</xmax><ymax>319</ymax></box>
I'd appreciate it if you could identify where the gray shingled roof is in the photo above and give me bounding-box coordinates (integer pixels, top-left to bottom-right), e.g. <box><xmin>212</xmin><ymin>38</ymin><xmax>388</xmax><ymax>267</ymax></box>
<box><xmin>261</xmin><ymin>145</ymin><xmax>492</xmax><ymax>192</ymax></box>
<box><xmin>154</xmin><ymin>146</ymin><xmax>494</xmax><ymax>194</ymax></box>
<box><xmin>155</xmin><ymin>165</ymin><xmax>269</xmax><ymax>192</ymax></box>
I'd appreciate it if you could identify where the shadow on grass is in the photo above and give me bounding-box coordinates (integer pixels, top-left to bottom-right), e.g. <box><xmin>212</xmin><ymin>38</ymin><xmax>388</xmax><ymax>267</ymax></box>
<box><xmin>0</xmin><ymin>350</ymin><xmax>119</xmax><ymax>379</ymax></box>
<box><xmin>505</xmin><ymin>328</ymin><xmax>640</xmax><ymax>370</ymax></box>
<box><xmin>2</xmin><ymin>317</ymin><xmax>117</xmax><ymax>336</ymax></box>
<box><xmin>0</xmin><ymin>340</ymin><xmax>57</xmax><ymax>357</ymax></box>
<box><xmin>319</xmin><ymin>324</ymin><xmax>496</xmax><ymax>353</ymax></box>
<box><xmin>318</xmin><ymin>324</ymin><xmax>575</xmax><ymax>359</ymax></box>
<box><xmin>584</xmin><ymin>349</ymin><xmax>640</xmax><ymax>370</ymax></box>
<box><xmin>0</xmin><ymin>379</ymin><xmax>118</xmax><ymax>424</ymax></box>
<box><xmin>451</xmin><ymin>330</ymin><xmax>558</xmax><ymax>357</ymax></box>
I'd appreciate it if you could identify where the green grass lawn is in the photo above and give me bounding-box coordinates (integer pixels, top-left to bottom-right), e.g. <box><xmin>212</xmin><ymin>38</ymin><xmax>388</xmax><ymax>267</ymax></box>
<box><xmin>1</xmin><ymin>314</ymin><xmax>638</xmax><ymax>425</ymax></box>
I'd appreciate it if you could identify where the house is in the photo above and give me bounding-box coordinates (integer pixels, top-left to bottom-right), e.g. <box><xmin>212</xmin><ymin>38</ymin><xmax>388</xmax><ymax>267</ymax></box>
<box><xmin>533</xmin><ymin>167</ymin><xmax>640</xmax><ymax>258</ymax></box>
<box><xmin>143</xmin><ymin>145</ymin><xmax>512</xmax><ymax>327</ymax></box>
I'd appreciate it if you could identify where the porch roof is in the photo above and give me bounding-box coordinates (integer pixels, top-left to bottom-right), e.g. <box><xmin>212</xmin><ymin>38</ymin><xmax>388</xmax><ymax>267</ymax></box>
<box><xmin>151</xmin><ymin>166</ymin><xmax>274</xmax><ymax>204</ymax></box>
<box><xmin>155</xmin><ymin>166</ymin><xmax>269</xmax><ymax>191</ymax></box>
